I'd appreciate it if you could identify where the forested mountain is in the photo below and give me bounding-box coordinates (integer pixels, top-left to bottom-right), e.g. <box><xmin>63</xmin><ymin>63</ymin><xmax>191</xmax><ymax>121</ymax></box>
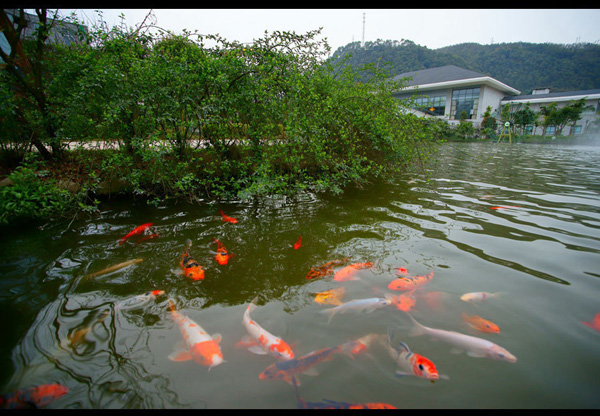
<box><xmin>330</xmin><ymin>39</ymin><xmax>600</xmax><ymax>95</ymax></box>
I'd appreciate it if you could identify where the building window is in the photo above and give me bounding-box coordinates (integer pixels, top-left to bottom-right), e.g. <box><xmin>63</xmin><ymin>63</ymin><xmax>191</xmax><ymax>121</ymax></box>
<box><xmin>450</xmin><ymin>87</ymin><xmax>480</xmax><ymax>120</ymax></box>
<box><xmin>574</xmin><ymin>125</ymin><xmax>582</xmax><ymax>135</ymax></box>
<box><xmin>413</xmin><ymin>94</ymin><xmax>446</xmax><ymax>116</ymax></box>
<box><xmin>546</xmin><ymin>126</ymin><xmax>556</xmax><ymax>135</ymax></box>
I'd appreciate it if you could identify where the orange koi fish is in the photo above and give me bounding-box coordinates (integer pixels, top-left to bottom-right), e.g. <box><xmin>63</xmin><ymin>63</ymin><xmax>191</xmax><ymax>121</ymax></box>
<box><xmin>240</xmin><ymin>296</ymin><xmax>294</xmax><ymax>361</ymax></box>
<box><xmin>582</xmin><ymin>312</ymin><xmax>600</xmax><ymax>332</ymax></box>
<box><xmin>68</xmin><ymin>309</ymin><xmax>110</xmax><ymax>348</ymax></box>
<box><xmin>389</xmin><ymin>290</ymin><xmax>416</xmax><ymax>312</ymax></box>
<box><xmin>220</xmin><ymin>210</ymin><xmax>237</xmax><ymax>224</ymax></box>
<box><xmin>344</xmin><ymin>333</ymin><xmax>380</xmax><ymax>355</ymax></box>
<box><xmin>180</xmin><ymin>239</ymin><xmax>205</xmax><ymax>281</ymax></box>
<box><xmin>291</xmin><ymin>377</ymin><xmax>396</xmax><ymax>409</ymax></box>
<box><xmin>213</xmin><ymin>238</ymin><xmax>233</xmax><ymax>265</ymax></box>
<box><xmin>135</xmin><ymin>233</ymin><xmax>159</xmax><ymax>245</ymax></box>
<box><xmin>0</xmin><ymin>384</ymin><xmax>69</xmax><ymax>409</ymax></box>
<box><xmin>168</xmin><ymin>300</ymin><xmax>224</xmax><ymax>369</ymax></box>
<box><xmin>333</xmin><ymin>262</ymin><xmax>373</xmax><ymax>282</ymax></box>
<box><xmin>460</xmin><ymin>291</ymin><xmax>502</xmax><ymax>302</ymax></box>
<box><xmin>305</xmin><ymin>258</ymin><xmax>349</xmax><ymax>280</ymax></box>
<box><xmin>388</xmin><ymin>271</ymin><xmax>433</xmax><ymax>291</ymax></box>
<box><xmin>116</xmin><ymin>290</ymin><xmax>165</xmax><ymax>311</ymax></box>
<box><xmin>259</xmin><ymin>341</ymin><xmax>356</xmax><ymax>385</ymax></box>
<box><xmin>491</xmin><ymin>206</ymin><xmax>520</xmax><ymax>210</ymax></box>
<box><xmin>313</xmin><ymin>287</ymin><xmax>346</xmax><ymax>306</ymax></box>
<box><xmin>462</xmin><ymin>313</ymin><xmax>500</xmax><ymax>334</ymax></box>
<box><xmin>382</xmin><ymin>326</ymin><xmax>443</xmax><ymax>382</ymax></box>
<box><xmin>118</xmin><ymin>223</ymin><xmax>153</xmax><ymax>245</ymax></box>
<box><xmin>293</xmin><ymin>235</ymin><xmax>302</xmax><ymax>250</ymax></box>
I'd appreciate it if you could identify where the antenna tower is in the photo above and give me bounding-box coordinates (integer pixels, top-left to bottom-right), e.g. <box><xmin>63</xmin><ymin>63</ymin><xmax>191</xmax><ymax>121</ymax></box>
<box><xmin>362</xmin><ymin>13</ymin><xmax>365</xmax><ymax>47</ymax></box>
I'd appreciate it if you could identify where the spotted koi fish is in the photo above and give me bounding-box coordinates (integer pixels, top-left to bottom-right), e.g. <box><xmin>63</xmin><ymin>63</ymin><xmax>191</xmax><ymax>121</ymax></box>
<box><xmin>333</xmin><ymin>262</ymin><xmax>374</xmax><ymax>282</ymax></box>
<box><xmin>180</xmin><ymin>239</ymin><xmax>205</xmax><ymax>281</ymax></box>
<box><xmin>313</xmin><ymin>287</ymin><xmax>346</xmax><ymax>306</ymax></box>
<box><xmin>213</xmin><ymin>238</ymin><xmax>233</xmax><ymax>265</ymax></box>
<box><xmin>389</xmin><ymin>290</ymin><xmax>416</xmax><ymax>312</ymax></box>
<box><xmin>0</xmin><ymin>384</ymin><xmax>69</xmax><ymax>409</ymax></box>
<box><xmin>388</xmin><ymin>271</ymin><xmax>434</xmax><ymax>291</ymax></box>
<box><xmin>460</xmin><ymin>292</ymin><xmax>502</xmax><ymax>302</ymax></box>
<box><xmin>305</xmin><ymin>258</ymin><xmax>349</xmax><ymax>280</ymax></box>
<box><xmin>259</xmin><ymin>341</ymin><xmax>356</xmax><ymax>385</ymax></box>
<box><xmin>240</xmin><ymin>296</ymin><xmax>294</xmax><ymax>361</ymax></box>
<box><xmin>382</xmin><ymin>325</ymin><xmax>442</xmax><ymax>381</ymax></box>
<box><xmin>168</xmin><ymin>300</ymin><xmax>224</xmax><ymax>369</ymax></box>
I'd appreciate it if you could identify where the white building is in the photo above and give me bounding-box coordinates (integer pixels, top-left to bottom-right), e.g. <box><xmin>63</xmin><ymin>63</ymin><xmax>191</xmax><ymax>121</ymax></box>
<box><xmin>392</xmin><ymin>65</ymin><xmax>600</xmax><ymax>135</ymax></box>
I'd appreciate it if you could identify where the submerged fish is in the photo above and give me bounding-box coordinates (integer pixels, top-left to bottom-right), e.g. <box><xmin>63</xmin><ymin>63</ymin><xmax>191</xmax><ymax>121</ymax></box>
<box><xmin>582</xmin><ymin>312</ymin><xmax>600</xmax><ymax>333</ymax></box>
<box><xmin>319</xmin><ymin>297</ymin><xmax>392</xmax><ymax>324</ymax></box>
<box><xmin>462</xmin><ymin>313</ymin><xmax>500</xmax><ymax>334</ymax></box>
<box><xmin>213</xmin><ymin>238</ymin><xmax>234</xmax><ymax>265</ymax></box>
<box><xmin>116</xmin><ymin>290</ymin><xmax>165</xmax><ymax>311</ymax></box>
<box><xmin>83</xmin><ymin>258</ymin><xmax>143</xmax><ymax>279</ymax></box>
<box><xmin>168</xmin><ymin>300</ymin><xmax>224</xmax><ymax>369</ymax></box>
<box><xmin>0</xmin><ymin>384</ymin><xmax>69</xmax><ymax>409</ymax></box>
<box><xmin>259</xmin><ymin>341</ymin><xmax>356</xmax><ymax>385</ymax></box>
<box><xmin>180</xmin><ymin>239</ymin><xmax>205</xmax><ymax>281</ymax></box>
<box><xmin>291</xmin><ymin>377</ymin><xmax>396</xmax><ymax>409</ymax></box>
<box><xmin>388</xmin><ymin>271</ymin><xmax>433</xmax><ymax>291</ymax></box>
<box><xmin>135</xmin><ymin>233</ymin><xmax>159</xmax><ymax>245</ymax></box>
<box><xmin>118</xmin><ymin>223</ymin><xmax>153</xmax><ymax>245</ymax></box>
<box><xmin>491</xmin><ymin>206</ymin><xmax>520</xmax><ymax>210</ymax></box>
<box><xmin>344</xmin><ymin>333</ymin><xmax>380</xmax><ymax>355</ymax></box>
<box><xmin>333</xmin><ymin>262</ymin><xmax>373</xmax><ymax>282</ymax></box>
<box><xmin>305</xmin><ymin>258</ymin><xmax>349</xmax><ymax>280</ymax></box>
<box><xmin>220</xmin><ymin>210</ymin><xmax>237</xmax><ymax>224</ymax></box>
<box><xmin>313</xmin><ymin>287</ymin><xmax>346</xmax><ymax>306</ymax></box>
<box><xmin>389</xmin><ymin>290</ymin><xmax>416</xmax><ymax>312</ymax></box>
<box><xmin>68</xmin><ymin>309</ymin><xmax>110</xmax><ymax>348</ymax></box>
<box><xmin>406</xmin><ymin>313</ymin><xmax>516</xmax><ymax>363</ymax></box>
<box><xmin>460</xmin><ymin>292</ymin><xmax>502</xmax><ymax>303</ymax></box>
<box><xmin>293</xmin><ymin>235</ymin><xmax>302</xmax><ymax>250</ymax></box>
<box><xmin>382</xmin><ymin>326</ymin><xmax>442</xmax><ymax>381</ymax></box>
<box><xmin>241</xmin><ymin>296</ymin><xmax>294</xmax><ymax>361</ymax></box>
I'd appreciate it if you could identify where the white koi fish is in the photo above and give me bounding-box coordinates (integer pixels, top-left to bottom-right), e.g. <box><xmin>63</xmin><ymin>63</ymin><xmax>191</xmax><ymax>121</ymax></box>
<box><xmin>381</xmin><ymin>326</ymin><xmax>444</xmax><ymax>381</ymax></box>
<box><xmin>241</xmin><ymin>296</ymin><xmax>295</xmax><ymax>361</ymax></box>
<box><xmin>117</xmin><ymin>290</ymin><xmax>165</xmax><ymax>311</ymax></box>
<box><xmin>406</xmin><ymin>313</ymin><xmax>516</xmax><ymax>363</ymax></box>
<box><xmin>460</xmin><ymin>292</ymin><xmax>502</xmax><ymax>302</ymax></box>
<box><xmin>168</xmin><ymin>300</ymin><xmax>224</xmax><ymax>369</ymax></box>
<box><xmin>319</xmin><ymin>297</ymin><xmax>392</xmax><ymax>324</ymax></box>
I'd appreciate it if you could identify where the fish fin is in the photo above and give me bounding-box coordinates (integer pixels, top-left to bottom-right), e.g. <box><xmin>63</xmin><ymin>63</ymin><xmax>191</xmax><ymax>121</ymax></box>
<box><xmin>395</xmin><ymin>371</ymin><xmax>412</xmax><ymax>378</ymax></box>
<box><xmin>212</xmin><ymin>334</ymin><xmax>222</xmax><ymax>344</ymax></box>
<box><xmin>582</xmin><ymin>321</ymin><xmax>595</xmax><ymax>328</ymax></box>
<box><xmin>439</xmin><ymin>374</ymin><xmax>450</xmax><ymax>380</ymax></box>
<box><xmin>318</xmin><ymin>308</ymin><xmax>336</xmax><ymax>324</ymax></box>
<box><xmin>450</xmin><ymin>348</ymin><xmax>464</xmax><ymax>355</ymax></box>
<box><xmin>466</xmin><ymin>351</ymin><xmax>486</xmax><ymax>358</ymax></box>
<box><xmin>303</xmin><ymin>368</ymin><xmax>319</xmax><ymax>376</ymax></box>
<box><xmin>169</xmin><ymin>349</ymin><xmax>193</xmax><ymax>362</ymax></box>
<box><xmin>247</xmin><ymin>345</ymin><xmax>268</xmax><ymax>355</ymax></box>
<box><xmin>406</xmin><ymin>313</ymin><xmax>425</xmax><ymax>337</ymax></box>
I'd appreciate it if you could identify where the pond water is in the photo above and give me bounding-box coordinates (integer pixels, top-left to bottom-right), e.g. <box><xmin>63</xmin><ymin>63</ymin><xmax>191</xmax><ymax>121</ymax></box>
<box><xmin>1</xmin><ymin>142</ymin><xmax>600</xmax><ymax>409</ymax></box>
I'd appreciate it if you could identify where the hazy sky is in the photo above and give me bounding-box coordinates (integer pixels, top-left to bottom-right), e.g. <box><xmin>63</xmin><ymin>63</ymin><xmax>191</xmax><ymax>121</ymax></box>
<box><xmin>58</xmin><ymin>9</ymin><xmax>600</xmax><ymax>52</ymax></box>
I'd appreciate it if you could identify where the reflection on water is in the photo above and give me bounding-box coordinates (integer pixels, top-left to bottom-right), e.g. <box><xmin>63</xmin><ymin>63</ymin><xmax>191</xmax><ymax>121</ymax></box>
<box><xmin>1</xmin><ymin>143</ymin><xmax>600</xmax><ymax>408</ymax></box>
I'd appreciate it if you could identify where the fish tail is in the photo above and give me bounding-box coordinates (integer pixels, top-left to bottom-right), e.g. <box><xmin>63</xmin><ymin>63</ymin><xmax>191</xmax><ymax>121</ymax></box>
<box><xmin>318</xmin><ymin>308</ymin><xmax>337</xmax><ymax>324</ymax></box>
<box><xmin>185</xmin><ymin>239</ymin><xmax>192</xmax><ymax>251</ymax></box>
<box><xmin>406</xmin><ymin>313</ymin><xmax>426</xmax><ymax>337</ymax></box>
<box><xmin>168</xmin><ymin>299</ymin><xmax>177</xmax><ymax>313</ymax></box>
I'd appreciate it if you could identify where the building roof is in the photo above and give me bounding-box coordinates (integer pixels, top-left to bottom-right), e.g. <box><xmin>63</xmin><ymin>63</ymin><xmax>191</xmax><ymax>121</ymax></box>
<box><xmin>392</xmin><ymin>65</ymin><xmax>520</xmax><ymax>96</ymax></box>
<box><xmin>502</xmin><ymin>89</ymin><xmax>600</xmax><ymax>104</ymax></box>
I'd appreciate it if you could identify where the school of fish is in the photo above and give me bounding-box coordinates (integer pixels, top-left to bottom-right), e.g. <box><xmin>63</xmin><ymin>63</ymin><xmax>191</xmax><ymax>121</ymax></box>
<box><xmin>17</xmin><ymin>212</ymin><xmax>596</xmax><ymax>409</ymax></box>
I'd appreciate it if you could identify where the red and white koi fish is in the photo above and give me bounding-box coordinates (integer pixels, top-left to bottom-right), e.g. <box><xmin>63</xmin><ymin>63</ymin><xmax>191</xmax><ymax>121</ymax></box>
<box><xmin>168</xmin><ymin>300</ymin><xmax>224</xmax><ymax>369</ymax></box>
<box><xmin>582</xmin><ymin>312</ymin><xmax>600</xmax><ymax>332</ymax></box>
<box><xmin>0</xmin><ymin>384</ymin><xmax>69</xmax><ymax>409</ymax></box>
<box><xmin>382</xmin><ymin>325</ymin><xmax>442</xmax><ymax>381</ymax></box>
<box><xmin>319</xmin><ymin>296</ymin><xmax>392</xmax><ymax>324</ymax></box>
<box><xmin>291</xmin><ymin>377</ymin><xmax>396</xmax><ymax>409</ymax></box>
<box><xmin>220</xmin><ymin>210</ymin><xmax>237</xmax><ymax>224</ymax></box>
<box><xmin>388</xmin><ymin>271</ymin><xmax>433</xmax><ymax>291</ymax></box>
<box><xmin>213</xmin><ymin>238</ymin><xmax>233</xmax><ymax>265</ymax></box>
<box><xmin>460</xmin><ymin>292</ymin><xmax>502</xmax><ymax>303</ymax></box>
<box><xmin>241</xmin><ymin>296</ymin><xmax>294</xmax><ymax>361</ymax></box>
<box><xmin>116</xmin><ymin>290</ymin><xmax>165</xmax><ymax>311</ymax></box>
<box><xmin>135</xmin><ymin>233</ymin><xmax>159</xmax><ymax>245</ymax></box>
<box><xmin>344</xmin><ymin>333</ymin><xmax>380</xmax><ymax>355</ymax></box>
<box><xmin>259</xmin><ymin>341</ymin><xmax>357</xmax><ymax>385</ymax></box>
<box><xmin>333</xmin><ymin>262</ymin><xmax>374</xmax><ymax>281</ymax></box>
<box><xmin>305</xmin><ymin>258</ymin><xmax>350</xmax><ymax>280</ymax></box>
<box><xmin>180</xmin><ymin>239</ymin><xmax>205</xmax><ymax>281</ymax></box>
<box><xmin>293</xmin><ymin>235</ymin><xmax>302</xmax><ymax>250</ymax></box>
<box><xmin>118</xmin><ymin>223</ymin><xmax>153</xmax><ymax>245</ymax></box>
<box><xmin>462</xmin><ymin>313</ymin><xmax>500</xmax><ymax>334</ymax></box>
<box><xmin>406</xmin><ymin>313</ymin><xmax>516</xmax><ymax>363</ymax></box>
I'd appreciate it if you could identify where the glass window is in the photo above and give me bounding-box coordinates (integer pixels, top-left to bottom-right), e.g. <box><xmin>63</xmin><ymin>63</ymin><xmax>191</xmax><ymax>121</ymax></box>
<box><xmin>574</xmin><ymin>125</ymin><xmax>582</xmax><ymax>135</ymax></box>
<box><xmin>546</xmin><ymin>126</ymin><xmax>556</xmax><ymax>135</ymax></box>
<box><xmin>450</xmin><ymin>87</ymin><xmax>480</xmax><ymax>120</ymax></box>
<box><xmin>413</xmin><ymin>93</ymin><xmax>446</xmax><ymax>116</ymax></box>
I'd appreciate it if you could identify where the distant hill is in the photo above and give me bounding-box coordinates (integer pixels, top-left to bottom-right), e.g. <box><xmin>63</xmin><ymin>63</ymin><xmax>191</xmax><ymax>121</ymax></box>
<box><xmin>329</xmin><ymin>39</ymin><xmax>600</xmax><ymax>95</ymax></box>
